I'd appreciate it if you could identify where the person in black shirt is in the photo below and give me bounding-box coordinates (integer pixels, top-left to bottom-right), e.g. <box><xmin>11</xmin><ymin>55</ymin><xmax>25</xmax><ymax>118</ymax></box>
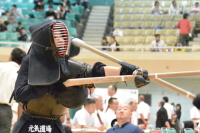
<box><xmin>175</xmin><ymin>104</ymin><xmax>181</xmax><ymax>121</ymax></box>
<box><xmin>34</xmin><ymin>0</ymin><xmax>44</xmax><ymax>12</ymax></box>
<box><xmin>15</xmin><ymin>22</ymin><xmax>22</xmax><ymax>33</ymax></box>
<box><xmin>0</xmin><ymin>21</ymin><xmax>9</xmax><ymax>32</ymax></box>
<box><xmin>18</xmin><ymin>28</ymin><xmax>28</xmax><ymax>41</ymax></box>
<box><xmin>46</xmin><ymin>6</ymin><xmax>57</xmax><ymax>20</ymax></box>
<box><xmin>156</xmin><ymin>101</ymin><xmax>170</xmax><ymax>128</ymax></box>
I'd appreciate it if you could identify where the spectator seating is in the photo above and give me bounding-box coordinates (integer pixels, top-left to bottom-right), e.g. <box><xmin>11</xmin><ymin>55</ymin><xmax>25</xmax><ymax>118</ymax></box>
<box><xmin>112</xmin><ymin>0</ymin><xmax>200</xmax><ymax>51</ymax></box>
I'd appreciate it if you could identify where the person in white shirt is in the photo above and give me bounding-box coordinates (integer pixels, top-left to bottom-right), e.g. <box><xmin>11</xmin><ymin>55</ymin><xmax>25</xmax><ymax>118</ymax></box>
<box><xmin>109</xmin><ymin>37</ymin><xmax>120</xmax><ymax>51</ymax></box>
<box><xmin>0</xmin><ymin>48</ymin><xmax>26</xmax><ymax>133</ymax></box>
<box><xmin>104</xmin><ymin>85</ymin><xmax>118</xmax><ymax>112</ymax></box>
<box><xmin>88</xmin><ymin>86</ymin><xmax>96</xmax><ymax>98</ymax></box>
<box><xmin>128</xmin><ymin>99</ymin><xmax>138</xmax><ymax>126</ymax></box>
<box><xmin>10</xmin><ymin>5</ymin><xmax>23</xmax><ymax>18</ymax></box>
<box><xmin>168</xmin><ymin>1</ymin><xmax>180</xmax><ymax>15</ymax></box>
<box><xmin>150</xmin><ymin>34</ymin><xmax>166</xmax><ymax>52</ymax></box>
<box><xmin>190</xmin><ymin>106</ymin><xmax>200</xmax><ymax>128</ymax></box>
<box><xmin>93</xmin><ymin>95</ymin><xmax>106</xmax><ymax>128</ymax></box>
<box><xmin>152</xmin><ymin>1</ymin><xmax>164</xmax><ymax>15</ymax></box>
<box><xmin>128</xmin><ymin>98</ymin><xmax>146</xmax><ymax>130</ymax></box>
<box><xmin>104</xmin><ymin>98</ymin><xmax>119</xmax><ymax>127</ymax></box>
<box><xmin>190</xmin><ymin>2</ymin><xmax>200</xmax><ymax>15</ymax></box>
<box><xmin>137</xmin><ymin>95</ymin><xmax>150</xmax><ymax>128</ymax></box>
<box><xmin>72</xmin><ymin>98</ymin><xmax>105</xmax><ymax>131</ymax></box>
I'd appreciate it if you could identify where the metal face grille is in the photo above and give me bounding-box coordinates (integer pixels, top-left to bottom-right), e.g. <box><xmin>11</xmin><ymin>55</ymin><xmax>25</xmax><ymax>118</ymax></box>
<box><xmin>52</xmin><ymin>21</ymin><xmax>69</xmax><ymax>57</ymax></box>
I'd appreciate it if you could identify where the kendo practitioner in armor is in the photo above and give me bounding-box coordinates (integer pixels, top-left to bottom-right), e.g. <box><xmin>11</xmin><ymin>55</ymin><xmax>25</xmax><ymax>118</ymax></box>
<box><xmin>11</xmin><ymin>20</ymin><xmax>150</xmax><ymax>133</ymax></box>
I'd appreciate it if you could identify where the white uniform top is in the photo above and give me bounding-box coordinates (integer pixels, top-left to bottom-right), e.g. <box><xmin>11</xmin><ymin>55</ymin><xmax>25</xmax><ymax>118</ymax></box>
<box><xmin>137</xmin><ymin>101</ymin><xmax>150</xmax><ymax>119</ymax></box>
<box><xmin>0</xmin><ymin>62</ymin><xmax>19</xmax><ymax>106</ymax></box>
<box><xmin>168</xmin><ymin>5</ymin><xmax>179</xmax><ymax>15</ymax></box>
<box><xmin>104</xmin><ymin>108</ymin><xmax>116</xmax><ymax>127</ymax></box>
<box><xmin>103</xmin><ymin>94</ymin><xmax>119</xmax><ymax>112</ymax></box>
<box><xmin>131</xmin><ymin>111</ymin><xmax>138</xmax><ymax>125</ymax></box>
<box><xmin>190</xmin><ymin>106</ymin><xmax>200</xmax><ymax>127</ymax></box>
<box><xmin>72</xmin><ymin>107</ymin><xmax>98</xmax><ymax>127</ymax></box>
<box><xmin>150</xmin><ymin>40</ymin><xmax>166</xmax><ymax>52</ymax></box>
<box><xmin>94</xmin><ymin>110</ymin><xmax>106</xmax><ymax>127</ymax></box>
<box><xmin>164</xmin><ymin>103</ymin><xmax>175</xmax><ymax>119</ymax></box>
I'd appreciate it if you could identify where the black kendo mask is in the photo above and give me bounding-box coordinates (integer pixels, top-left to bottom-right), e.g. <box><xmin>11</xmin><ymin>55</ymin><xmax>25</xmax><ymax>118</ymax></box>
<box><xmin>28</xmin><ymin>20</ymin><xmax>73</xmax><ymax>85</ymax></box>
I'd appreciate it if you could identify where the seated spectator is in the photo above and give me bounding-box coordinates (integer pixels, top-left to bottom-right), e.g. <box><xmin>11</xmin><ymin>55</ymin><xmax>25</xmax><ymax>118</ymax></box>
<box><xmin>0</xmin><ymin>13</ymin><xmax>8</xmax><ymax>24</ymax></box>
<box><xmin>109</xmin><ymin>36</ymin><xmax>120</xmax><ymax>52</ymax></box>
<box><xmin>9</xmin><ymin>14</ymin><xmax>17</xmax><ymax>25</ymax></box>
<box><xmin>60</xmin><ymin>109</ymin><xmax>72</xmax><ymax>133</ymax></box>
<box><xmin>106</xmin><ymin>103</ymin><xmax>142</xmax><ymax>133</ymax></box>
<box><xmin>104</xmin><ymin>98</ymin><xmax>119</xmax><ymax>127</ymax></box>
<box><xmin>190</xmin><ymin>2</ymin><xmax>200</xmax><ymax>15</ymax></box>
<box><xmin>14</xmin><ymin>22</ymin><xmax>23</xmax><ymax>33</ymax></box>
<box><xmin>34</xmin><ymin>0</ymin><xmax>44</xmax><ymax>12</ymax></box>
<box><xmin>0</xmin><ymin>21</ymin><xmax>9</xmax><ymax>32</ymax></box>
<box><xmin>61</xmin><ymin>0</ymin><xmax>72</xmax><ymax>13</ymax></box>
<box><xmin>56</xmin><ymin>4</ymin><xmax>66</xmax><ymax>20</ymax></box>
<box><xmin>150</xmin><ymin>34</ymin><xmax>166</xmax><ymax>52</ymax></box>
<box><xmin>46</xmin><ymin>6</ymin><xmax>57</xmax><ymax>20</ymax></box>
<box><xmin>152</xmin><ymin>1</ymin><xmax>164</xmax><ymax>15</ymax></box>
<box><xmin>168</xmin><ymin>1</ymin><xmax>180</xmax><ymax>15</ymax></box>
<box><xmin>10</xmin><ymin>5</ymin><xmax>23</xmax><ymax>18</ymax></box>
<box><xmin>72</xmin><ymin>98</ymin><xmax>105</xmax><ymax>131</ymax></box>
<box><xmin>101</xmin><ymin>37</ymin><xmax>109</xmax><ymax>51</ymax></box>
<box><xmin>18</xmin><ymin>28</ymin><xmax>28</xmax><ymax>42</ymax></box>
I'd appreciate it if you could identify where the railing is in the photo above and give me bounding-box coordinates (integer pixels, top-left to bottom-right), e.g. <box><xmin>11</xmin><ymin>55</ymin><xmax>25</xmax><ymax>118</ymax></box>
<box><xmin>0</xmin><ymin>41</ymin><xmax>199</xmax><ymax>52</ymax></box>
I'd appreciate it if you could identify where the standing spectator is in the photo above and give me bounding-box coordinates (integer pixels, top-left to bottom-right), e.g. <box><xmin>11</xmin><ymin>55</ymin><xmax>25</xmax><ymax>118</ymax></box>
<box><xmin>152</xmin><ymin>1</ymin><xmax>164</xmax><ymax>15</ymax></box>
<box><xmin>156</xmin><ymin>101</ymin><xmax>170</xmax><ymax>128</ymax></box>
<box><xmin>94</xmin><ymin>95</ymin><xmax>106</xmax><ymax>127</ymax></box>
<box><xmin>0</xmin><ymin>13</ymin><xmax>8</xmax><ymax>24</ymax></box>
<box><xmin>163</xmin><ymin>97</ymin><xmax>177</xmax><ymax>126</ymax></box>
<box><xmin>128</xmin><ymin>99</ymin><xmax>145</xmax><ymax>130</ymax></box>
<box><xmin>190</xmin><ymin>105</ymin><xmax>200</xmax><ymax>129</ymax></box>
<box><xmin>104</xmin><ymin>98</ymin><xmax>119</xmax><ymax>127</ymax></box>
<box><xmin>56</xmin><ymin>3</ymin><xmax>66</xmax><ymax>20</ymax></box>
<box><xmin>14</xmin><ymin>22</ymin><xmax>23</xmax><ymax>33</ymax></box>
<box><xmin>104</xmin><ymin>85</ymin><xmax>118</xmax><ymax>112</ymax></box>
<box><xmin>34</xmin><ymin>0</ymin><xmax>44</xmax><ymax>12</ymax></box>
<box><xmin>177</xmin><ymin>13</ymin><xmax>191</xmax><ymax>46</ymax></box>
<box><xmin>176</xmin><ymin>104</ymin><xmax>181</xmax><ymax>121</ymax></box>
<box><xmin>150</xmin><ymin>34</ymin><xmax>166</xmax><ymax>52</ymax></box>
<box><xmin>190</xmin><ymin>2</ymin><xmax>200</xmax><ymax>15</ymax></box>
<box><xmin>72</xmin><ymin>98</ymin><xmax>105</xmax><ymax>131</ymax></box>
<box><xmin>109</xmin><ymin>36</ymin><xmax>120</xmax><ymax>52</ymax></box>
<box><xmin>169</xmin><ymin>1</ymin><xmax>180</xmax><ymax>15</ymax></box>
<box><xmin>82</xmin><ymin>0</ymin><xmax>90</xmax><ymax>11</ymax></box>
<box><xmin>10</xmin><ymin>5</ymin><xmax>23</xmax><ymax>18</ymax></box>
<box><xmin>9</xmin><ymin>14</ymin><xmax>17</xmax><ymax>25</ymax></box>
<box><xmin>88</xmin><ymin>86</ymin><xmax>96</xmax><ymax>98</ymax></box>
<box><xmin>106</xmin><ymin>103</ymin><xmax>142</xmax><ymax>133</ymax></box>
<box><xmin>137</xmin><ymin>95</ymin><xmax>150</xmax><ymax>128</ymax></box>
<box><xmin>0</xmin><ymin>21</ymin><xmax>9</xmax><ymax>32</ymax></box>
<box><xmin>101</xmin><ymin>37</ymin><xmax>109</xmax><ymax>51</ymax></box>
<box><xmin>46</xmin><ymin>6</ymin><xmax>57</xmax><ymax>20</ymax></box>
<box><xmin>18</xmin><ymin>28</ymin><xmax>28</xmax><ymax>42</ymax></box>
<box><xmin>128</xmin><ymin>99</ymin><xmax>138</xmax><ymax>125</ymax></box>
<box><xmin>0</xmin><ymin>48</ymin><xmax>26</xmax><ymax>133</ymax></box>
